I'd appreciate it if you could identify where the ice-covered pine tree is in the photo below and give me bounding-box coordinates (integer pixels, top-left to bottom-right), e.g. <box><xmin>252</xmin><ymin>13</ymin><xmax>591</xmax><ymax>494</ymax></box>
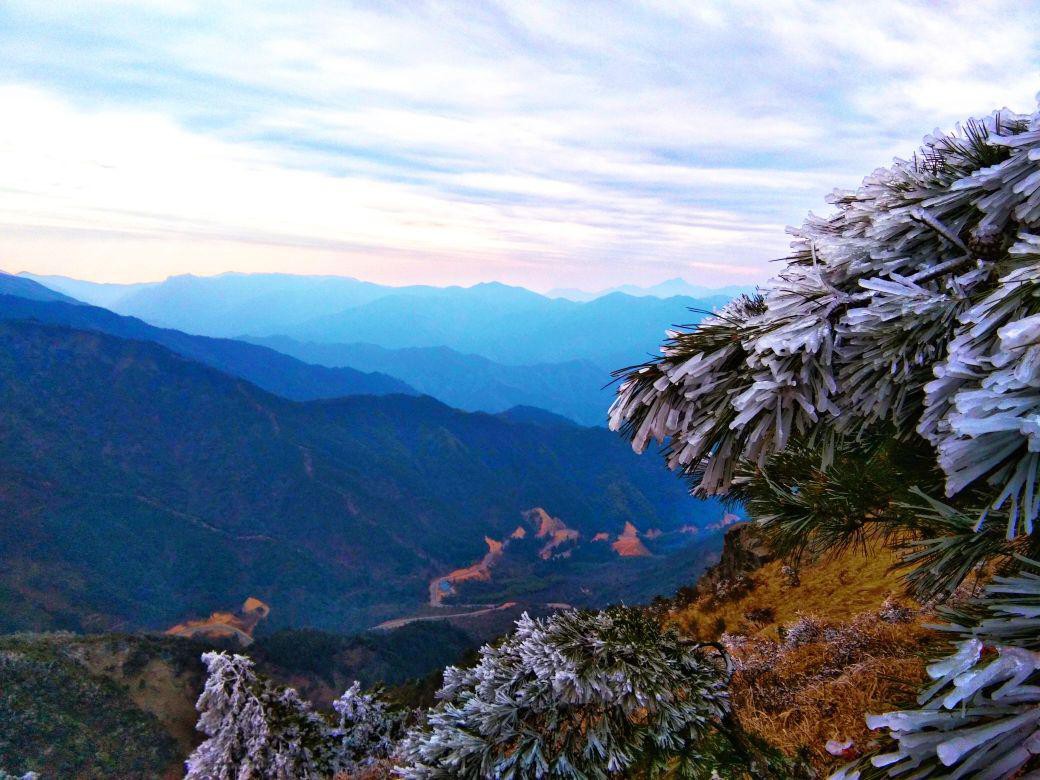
<box><xmin>185</xmin><ymin>652</ymin><xmax>339</xmax><ymax>780</ymax></box>
<box><xmin>610</xmin><ymin>100</ymin><xmax>1040</xmax><ymax>777</ymax></box>
<box><xmin>396</xmin><ymin>606</ymin><xmax>731</xmax><ymax>779</ymax></box>
<box><xmin>610</xmin><ymin>103</ymin><xmax>1040</xmax><ymax>540</ymax></box>
<box><xmin>831</xmin><ymin>559</ymin><xmax>1040</xmax><ymax>779</ymax></box>
<box><xmin>330</xmin><ymin>681</ymin><xmax>404</xmax><ymax>774</ymax></box>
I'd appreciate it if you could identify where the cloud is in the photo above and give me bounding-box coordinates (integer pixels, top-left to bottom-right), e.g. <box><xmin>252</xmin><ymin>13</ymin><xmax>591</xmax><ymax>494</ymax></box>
<box><xmin>0</xmin><ymin>0</ymin><xmax>1037</xmax><ymax>288</ymax></box>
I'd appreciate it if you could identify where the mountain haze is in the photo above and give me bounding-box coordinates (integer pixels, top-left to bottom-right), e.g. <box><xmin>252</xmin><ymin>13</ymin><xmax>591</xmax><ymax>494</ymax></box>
<box><xmin>547</xmin><ymin>277</ymin><xmax>753</xmax><ymax>302</ymax></box>
<box><xmin>21</xmin><ymin>272</ymin><xmax>730</xmax><ymax>369</ymax></box>
<box><xmin>0</xmin><ymin>294</ymin><xmax>415</xmax><ymax>401</ymax></box>
<box><xmin>0</xmin><ymin>271</ymin><xmax>80</xmax><ymax>304</ymax></box>
<box><xmin>244</xmin><ymin>336</ymin><xmax>614</xmax><ymax>426</ymax></box>
<box><xmin>287</xmin><ymin>286</ymin><xmax>730</xmax><ymax>368</ymax></box>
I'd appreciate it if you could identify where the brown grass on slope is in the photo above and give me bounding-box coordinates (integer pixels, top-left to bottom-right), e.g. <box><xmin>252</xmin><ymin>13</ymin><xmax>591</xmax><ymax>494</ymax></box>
<box><xmin>670</xmin><ymin>540</ymin><xmax>910</xmax><ymax>641</ymax></box>
<box><xmin>724</xmin><ymin>611</ymin><xmax>939</xmax><ymax>771</ymax></box>
<box><xmin>661</xmin><ymin>536</ymin><xmax>945</xmax><ymax>773</ymax></box>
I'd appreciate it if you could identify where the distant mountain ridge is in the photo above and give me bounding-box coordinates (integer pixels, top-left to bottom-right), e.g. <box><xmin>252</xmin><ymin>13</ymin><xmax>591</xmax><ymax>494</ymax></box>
<box><xmin>546</xmin><ymin>277</ymin><xmax>754</xmax><ymax>302</ymax></box>
<box><xmin>0</xmin><ymin>294</ymin><xmax>415</xmax><ymax>401</ymax></box>
<box><xmin>0</xmin><ymin>319</ymin><xmax>725</xmax><ymax>635</ymax></box>
<box><xmin>243</xmin><ymin>336</ymin><xmax>614</xmax><ymax>426</ymax></box>
<box><xmin>284</xmin><ymin>287</ymin><xmax>730</xmax><ymax>368</ymax></box>
<box><xmin>20</xmin><ymin>271</ymin><xmax>732</xmax><ymax>369</ymax></box>
<box><xmin>1</xmin><ymin>271</ymin><xmax>81</xmax><ymax>304</ymax></box>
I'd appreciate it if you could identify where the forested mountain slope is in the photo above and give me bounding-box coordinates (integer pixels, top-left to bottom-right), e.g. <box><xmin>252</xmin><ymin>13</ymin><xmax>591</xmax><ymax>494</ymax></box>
<box><xmin>0</xmin><ymin>294</ymin><xmax>415</xmax><ymax>401</ymax></box>
<box><xmin>243</xmin><ymin>335</ymin><xmax>613</xmax><ymax>426</ymax></box>
<box><xmin>0</xmin><ymin>320</ymin><xmax>721</xmax><ymax>634</ymax></box>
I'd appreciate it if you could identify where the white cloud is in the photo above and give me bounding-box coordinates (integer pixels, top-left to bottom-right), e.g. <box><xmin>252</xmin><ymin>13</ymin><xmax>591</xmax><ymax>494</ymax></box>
<box><xmin>0</xmin><ymin>0</ymin><xmax>1037</xmax><ymax>288</ymax></box>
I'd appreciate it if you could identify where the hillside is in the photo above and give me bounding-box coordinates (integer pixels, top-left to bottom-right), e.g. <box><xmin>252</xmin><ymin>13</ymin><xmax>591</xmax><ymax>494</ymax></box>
<box><xmin>0</xmin><ymin>294</ymin><xmax>415</xmax><ymax>401</ymax></box>
<box><xmin>244</xmin><ymin>336</ymin><xmax>613</xmax><ymax>426</ymax></box>
<box><xmin>0</xmin><ymin>622</ymin><xmax>478</xmax><ymax>779</ymax></box>
<box><xmin>0</xmin><ymin>320</ymin><xmax>725</xmax><ymax>634</ymax></box>
<box><xmin>288</xmin><ymin>286</ymin><xmax>730</xmax><ymax>368</ymax></box>
<box><xmin>0</xmin><ymin>633</ymin><xmax>205</xmax><ymax>779</ymax></box>
<box><xmin>0</xmin><ymin>272</ymin><xmax>79</xmax><ymax>304</ymax></box>
<box><xmin>660</xmin><ymin>524</ymin><xmax>942</xmax><ymax>773</ymax></box>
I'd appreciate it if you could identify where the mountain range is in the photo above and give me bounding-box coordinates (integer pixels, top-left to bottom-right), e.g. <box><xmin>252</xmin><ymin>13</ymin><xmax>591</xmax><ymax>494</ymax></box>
<box><xmin>0</xmin><ymin>275</ymin><xmax>413</xmax><ymax>402</ymax></box>
<box><xmin>20</xmin><ymin>271</ymin><xmax>731</xmax><ymax>369</ymax></box>
<box><xmin>546</xmin><ymin>277</ymin><xmax>754</xmax><ymax>302</ymax></box>
<box><xmin>16</xmin><ymin>271</ymin><xmax>736</xmax><ymax>425</ymax></box>
<box><xmin>241</xmin><ymin>336</ymin><xmax>613</xmax><ymax>427</ymax></box>
<box><xmin>0</xmin><ymin>316</ymin><xmax>725</xmax><ymax>635</ymax></box>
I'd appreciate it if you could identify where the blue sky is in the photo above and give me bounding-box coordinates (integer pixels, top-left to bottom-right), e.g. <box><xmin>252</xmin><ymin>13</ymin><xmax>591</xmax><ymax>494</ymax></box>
<box><xmin>0</xmin><ymin>1</ymin><xmax>1038</xmax><ymax>289</ymax></box>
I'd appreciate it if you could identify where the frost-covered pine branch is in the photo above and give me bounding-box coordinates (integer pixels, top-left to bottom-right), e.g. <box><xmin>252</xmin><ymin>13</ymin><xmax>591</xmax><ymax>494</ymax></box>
<box><xmin>396</xmin><ymin>607</ymin><xmax>731</xmax><ymax>779</ymax></box>
<box><xmin>832</xmin><ymin>558</ymin><xmax>1040</xmax><ymax>779</ymax></box>
<box><xmin>610</xmin><ymin>106</ymin><xmax>1040</xmax><ymax>538</ymax></box>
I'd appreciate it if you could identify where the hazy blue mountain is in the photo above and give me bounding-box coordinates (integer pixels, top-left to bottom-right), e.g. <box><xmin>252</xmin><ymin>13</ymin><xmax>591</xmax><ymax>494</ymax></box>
<box><xmin>243</xmin><ymin>335</ymin><xmax>614</xmax><ymax>426</ymax></box>
<box><xmin>0</xmin><ymin>295</ymin><xmax>415</xmax><ymax>401</ymax></box>
<box><xmin>0</xmin><ymin>320</ymin><xmax>724</xmax><ymax>634</ymax></box>
<box><xmin>546</xmin><ymin>277</ymin><xmax>754</xmax><ymax>302</ymax></box>
<box><xmin>19</xmin><ymin>272</ymin><xmax>157</xmax><ymax>307</ymax></box>
<box><xmin>21</xmin><ymin>273</ymin><xmax>733</xmax><ymax>369</ymax></box>
<box><xmin>495</xmin><ymin>405</ymin><xmax>582</xmax><ymax>428</ymax></box>
<box><xmin>0</xmin><ymin>271</ymin><xmax>81</xmax><ymax>304</ymax></box>
<box><xmin>21</xmin><ymin>271</ymin><xmax>439</xmax><ymax>336</ymax></box>
<box><xmin>287</xmin><ymin>286</ymin><xmax>729</xmax><ymax>368</ymax></box>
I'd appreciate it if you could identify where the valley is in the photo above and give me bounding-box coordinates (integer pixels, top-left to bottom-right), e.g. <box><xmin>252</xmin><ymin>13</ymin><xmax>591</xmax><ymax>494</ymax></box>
<box><xmin>0</xmin><ymin>283</ymin><xmax>731</xmax><ymax>636</ymax></box>
<box><xmin>0</xmin><ymin>271</ymin><xmax>736</xmax><ymax>777</ymax></box>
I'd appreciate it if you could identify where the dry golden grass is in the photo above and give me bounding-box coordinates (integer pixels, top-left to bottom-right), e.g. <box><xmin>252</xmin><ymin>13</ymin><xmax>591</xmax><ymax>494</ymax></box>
<box><xmin>726</xmin><ymin>616</ymin><xmax>938</xmax><ymax>771</ymax></box>
<box><xmin>661</xmin><ymin>537</ymin><xmax>955</xmax><ymax>772</ymax></box>
<box><xmin>670</xmin><ymin>541</ymin><xmax>910</xmax><ymax>641</ymax></box>
<box><xmin>664</xmin><ymin>535</ymin><xmax>950</xmax><ymax>773</ymax></box>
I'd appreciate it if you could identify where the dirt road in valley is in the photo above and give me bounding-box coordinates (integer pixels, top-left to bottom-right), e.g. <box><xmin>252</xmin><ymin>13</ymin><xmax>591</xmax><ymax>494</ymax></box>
<box><xmin>372</xmin><ymin>601</ymin><xmax>519</xmax><ymax>630</ymax></box>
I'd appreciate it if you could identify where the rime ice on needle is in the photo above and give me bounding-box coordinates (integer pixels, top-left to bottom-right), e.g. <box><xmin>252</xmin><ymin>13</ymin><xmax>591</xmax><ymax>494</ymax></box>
<box><xmin>611</xmin><ymin>104</ymin><xmax>1040</xmax><ymax>539</ymax></box>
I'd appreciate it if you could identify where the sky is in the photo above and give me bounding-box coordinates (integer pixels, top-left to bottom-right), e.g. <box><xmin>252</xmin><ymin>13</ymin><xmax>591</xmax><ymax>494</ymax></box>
<box><xmin>0</xmin><ymin>1</ymin><xmax>1038</xmax><ymax>290</ymax></box>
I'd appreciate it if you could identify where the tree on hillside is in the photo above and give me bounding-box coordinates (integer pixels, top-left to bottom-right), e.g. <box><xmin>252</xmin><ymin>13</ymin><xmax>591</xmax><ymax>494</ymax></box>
<box><xmin>331</xmin><ymin>681</ymin><xmax>405</xmax><ymax>774</ymax></box>
<box><xmin>186</xmin><ymin>652</ymin><xmax>406</xmax><ymax>779</ymax></box>
<box><xmin>611</xmin><ymin>101</ymin><xmax>1040</xmax><ymax>776</ymax></box>
<box><xmin>185</xmin><ymin>652</ymin><xmax>339</xmax><ymax>780</ymax></box>
<box><xmin>396</xmin><ymin>607</ymin><xmax>733</xmax><ymax>779</ymax></box>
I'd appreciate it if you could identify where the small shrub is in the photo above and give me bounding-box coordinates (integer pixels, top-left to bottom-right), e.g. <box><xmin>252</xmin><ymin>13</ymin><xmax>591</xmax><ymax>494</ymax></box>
<box><xmin>397</xmin><ymin>607</ymin><xmax>731</xmax><ymax>778</ymax></box>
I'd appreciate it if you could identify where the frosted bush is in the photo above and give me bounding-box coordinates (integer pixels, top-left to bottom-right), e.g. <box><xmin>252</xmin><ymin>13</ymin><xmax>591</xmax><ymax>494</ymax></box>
<box><xmin>331</xmin><ymin>681</ymin><xmax>403</xmax><ymax>773</ymax></box>
<box><xmin>185</xmin><ymin>652</ymin><xmax>338</xmax><ymax>780</ymax></box>
<box><xmin>396</xmin><ymin>607</ymin><xmax>730</xmax><ymax>779</ymax></box>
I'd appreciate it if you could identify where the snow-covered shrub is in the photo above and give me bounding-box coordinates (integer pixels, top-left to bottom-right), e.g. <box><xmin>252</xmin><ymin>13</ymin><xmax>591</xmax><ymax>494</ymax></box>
<box><xmin>331</xmin><ymin>681</ymin><xmax>404</xmax><ymax>774</ymax></box>
<box><xmin>783</xmin><ymin>615</ymin><xmax>829</xmax><ymax>649</ymax></box>
<box><xmin>610</xmin><ymin>106</ymin><xmax>1040</xmax><ymax>538</ymax></box>
<box><xmin>185</xmin><ymin>651</ymin><xmax>339</xmax><ymax>780</ymax></box>
<box><xmin>833</xmin><ymin>558</ymin><xmax>1040</xmax><ymax>779</ymax></box>
<box><xmin>877</xmin><ymin>597</ymin><xmax>915</xmax><ymax>625</ymax></box>
<box><xmin>396</xmin><ymin>607</ymin><xmax>731</xmax><ymax>779</ymax></box>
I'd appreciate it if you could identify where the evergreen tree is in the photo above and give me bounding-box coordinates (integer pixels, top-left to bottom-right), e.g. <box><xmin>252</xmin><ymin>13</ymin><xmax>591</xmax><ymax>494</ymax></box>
<box><xmin>185</xmin><ymin>652</ymin><xmax>339</xmax><ymax>780</ymax></box>
<box><xmin>396</xmin><ymin>607</ymin><xmax>731</xmax><ymax>779</ymax></box>
<box><xmin>610</xmin><ymin>106</ymin><xmax>1040</xmax><ymax>538</ymax></box>
<box><xmin>331</xmin><ymin>681</ymin><xmax>405</xmax><ymax>774</ymax></box>
<box><xmin>610</xmin><ymin>100</ymin><xmax>1040</xmax><ymax>777</ymax></box>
